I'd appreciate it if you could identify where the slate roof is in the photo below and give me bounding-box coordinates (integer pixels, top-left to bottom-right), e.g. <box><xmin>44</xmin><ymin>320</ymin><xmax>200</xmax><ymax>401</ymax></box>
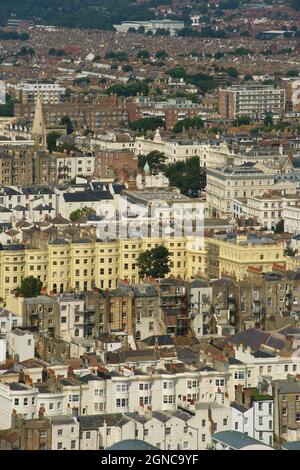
<box><xmin>212</xmin><ymin>430</ymin><xmax>272</xmax><ymax>449</ymax></box>
<box><xmin>107</xmin><ymin>439</ymin><xmax>159</xmax><ymax>450</ymax></box>
<box><xmin>78</xmin><ymin>413</ymin><xmax>126</xmax><ymax>430</ymax></box>
<box><xmin>63</xmin><ymin>191</ymin><xmax>113</xmax><ymax>202</ymax></box>
<box><xmin>142</xmin><ymin>335</ymin><xmax>173</xmax><ymax>347</ymax></box>
<box><xmin>227</xmin><ymin>328</ymin><xmax>286</xmax><ymax>352</ymax></box>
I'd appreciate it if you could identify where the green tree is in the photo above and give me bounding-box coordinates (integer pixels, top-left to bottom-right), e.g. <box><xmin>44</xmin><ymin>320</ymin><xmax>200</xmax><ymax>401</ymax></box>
<box><xmin>138</xmin><ymin>151</ymin><xmax>167</xmax><ymax>173</ymax></box>
<box><xmin>274</xmin><ymin>219</ymin><xmax>284</xmax><ymax>234</ymax></box>
<box><xmin>137</xmin><ymin>245</ymin><xmax>170</xmax><ymax>279</ymax></box>
<box><xmin>130</xmin><ymin>117</ymin><xmax>164</xmax><ymax>131</ymax></box>
<box><xmin>173</xmin><ymin>117</ymin><xmax>204</xmax><ymax>133</ymax></box>
<box><xmin>214</xmin><ymin>51</ymin><xmax>224</xmax><ymax>59</ymax></box>
<box><xmin>60</xmin><ymin>116</ymin><xmax>74</xmax><ymax>134</ymax></box>
<box><xmin>227</xmin><ymin>67</ymin><xmax>238</xmax><ymax>78</ymax></box>
<box><xmin>47</xmin><ymin>132</ymin><xmax>61</xmax><ymax>153</ymax></box>
<box><xmin>234</xmin><ymin>116</ymin><xmax>251</xmax><ymax>126</ymax></box>
<box><xmin>286</xmin><ymin>69</ymin><xmax>299</xmax><ymax>77</ymax></box>
<box><xmin>122</xmin><ymin>64</ymin><xmax>133</xmax><ymax>73</ymax></box>
<box><xmin>264</xmin><ymin>113</ymin><xmax>274</xmax><ymax>128</ymax></box>
<box><xmin>18</xmin><ymin>276</ymin><xmax>42</xmax><ymax>298</ymax></box>
<box><xmin>168</xmin><ymin>67</ymin><xmax>186</xmax><ymax>79</ymax></box>
<box><xmin>0</xmin><ymin>94</ymin><xmax>15</xmax><ymax>117</ymax></box>
<box><xmin>155</xmin><ymin>50</ymin><xmax>168</xmax><ymax>60</ymax></box>
<box><xmin>137</xmin><ymin>50</ymin><xmax>150</xmax><ymax>59</ymax></box>
<box><xmin>70</xmin><ymin>207</ymin><xmax>96</xmax><ymax>222</ymax></box>
<box><xmin>106</xmin><ymin>80</ymin><xmax>149</xmax><ymax>97</ymax></box>
<box><xmin>164</xmin><ymin>156</ymin><xmax>206</xmax><ymax>196</ymax></box>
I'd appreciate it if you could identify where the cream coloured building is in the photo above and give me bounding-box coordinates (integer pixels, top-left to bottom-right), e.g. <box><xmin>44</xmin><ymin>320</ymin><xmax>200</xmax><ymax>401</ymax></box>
<box><xmin>0</xmin><ymin>232</ymin><xmax>288</xmax><ymax>301</ymax></box>
<box><xmin>135</xmin><ymin>129</ymin><xmax>232</xmax><ymax>167</ymax></box>
<box><xmin>206</xmin><ymin>163</ymin><xmax>276</xmax><ymax>218</ymax></box>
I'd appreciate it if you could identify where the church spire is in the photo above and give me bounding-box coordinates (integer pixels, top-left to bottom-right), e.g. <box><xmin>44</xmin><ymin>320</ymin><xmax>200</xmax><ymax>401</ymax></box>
<box><xmin>31</xmin><ymin>87</ymin><xmax>47</xmax><ymax>152</ymax></box>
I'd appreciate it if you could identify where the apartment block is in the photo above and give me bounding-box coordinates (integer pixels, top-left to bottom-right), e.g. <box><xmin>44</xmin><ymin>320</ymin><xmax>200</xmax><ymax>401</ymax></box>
<box><xmin>219</xmin><ymin>85</ymin><xmax>286</xmax><ymax>119</ymax></box>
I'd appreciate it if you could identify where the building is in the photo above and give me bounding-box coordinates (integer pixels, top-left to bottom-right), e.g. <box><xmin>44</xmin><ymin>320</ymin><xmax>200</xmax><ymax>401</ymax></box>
<box><xmin>283</xmin><ymin>205</ymin><xmax>300</xmax><ymax>235</ymax></box>
<box><xmin>231</xmin><ymin>387</ymin><xmax>274</xmax><ymax>447</ymax></box>
<box><xmin>206</xmin><ymin>163</ymin><xmax>275</xmax><ymax>218</ymax></box>
<box><xmin>15</xmin><ymin>97</ymin><xmax>129</xmax><ymax>131</ymax></box>
<box><xmin>219</xmin><ymin>85</ymin><xmax>286</xmax><ymax>119</ymax></box>
<box><xmin>273</xmin><ymin>378</ymin><xmax>300</xmax><ymax>442</ymax></box>
<box><xmin>50</xmin><ymin>415</ymin><xmax>79</xmax><ymax>450</ymax></box>
<box><xmin>135</xmin><ymin>129</ymin><xmax>232</xmax><ymax>167</ymax></box>
<box><xmin>14</xmin><ymin>83</ymin><xmax>66</xmax><ymax>105</ymax></box>
<box><xmin>212</xmin><ymin>430</ymin><xmax>273</xmax><ymax>450</ymax></box>
<box><xmin>7</xmin><ymin>329</ymin><xmax>34</xmax><ymax>362</ymax></box>
<box><xmin>233</xmin><ymin>190</ymin><xmax>300</xmax><ymax>231</ymax></box>
<box><xmin>114</xmin><ymin>20</ymin><xmax>184</xmax><ymax>35</ymax></box>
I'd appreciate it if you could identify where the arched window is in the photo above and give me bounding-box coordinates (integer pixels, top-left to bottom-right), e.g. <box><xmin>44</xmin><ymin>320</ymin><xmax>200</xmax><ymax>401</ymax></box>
<box><xmin>53</xmin><ymin>283</ymin><xmax>57</xmax><ymax>294</ymax></box>
<box><xmin>60</xmin><ymin>283</ymin><xmax>64</xmax><ymax>293</ymax></box>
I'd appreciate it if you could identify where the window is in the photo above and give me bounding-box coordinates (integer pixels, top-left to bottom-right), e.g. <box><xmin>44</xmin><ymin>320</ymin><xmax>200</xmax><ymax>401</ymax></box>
<box><xmin>259</xmin><ymin>403</ymin><xmax>263</xmax><ymax>411</ymax></box>
<box><xmin>269</xmin><ymin>403</ymin><xmax>272</xmax><ymax>414</ymax></box>
<box><xmin>223</xmin><ymin>418</ymin><xmax>227</xmax><ymax>426</ymax></box>
<box><xmin>216</xmin><ymin>379</ymin><xmax>225</xmax><ymax>387</ymax></box>
<box><xmin>165</xmin><ymin>428</ymin><xmax>171</xmax><ymax>435</ymax></box>
<box><xmin>71</xmin><ymin>440</ymin><xmax>76</xmax><ymax>449</ymax></box>
<box><xmin>39</xmin><ymin>431</ymin><xmax>47</xmax><ymax>438</ymax></box>
<box><xmin>57</xmin><ymin>442</ymin><xmax>63</xmax><ymax>450</ymax></box>
<box><xmin>86</xmin><ymin>432</ymin><xmax>91</xmax><ymax>439</ymax></box>
<box><xmin>293</xmin><ymin>365</ymin><xmax>297</xmax><ymax>372</ymax></box>
<box><xmin>14</xmin><ymin>398</ymin><xmax>19</xmax><ymax>406</ymax></box>
<box><xmin>259</xmin><ymin>417</ymin><xmax>263</xmax><ymax>426</ymax></box>
<box><xmin>116</xmin><ymin>398</ymin><xmax>128</xmax><ymax>408</ymax></box>
<box><xmin>24</xmin><ymin>398</ymin><xmax>28</xmax><ymax>406</ymax></box>
<box><xmin>234</xmin><ymin>371</ymin><xmax>245</xmax><ymax>380</ymax></box>
<box><xmin>296</xmin><ymin>413</ymin><xmax>300</xmax><ymax>422</ymax></box>
<box><xmin>202</xmin><ymin>420</ymin><xmax>206</xmax><ymax>427</ymax></box>
<box><xmin>284</xmin><ymin>365</ymin><xmax>289</xmax><ymax>372</ymax></box>
<box><xmin>235</xmin><ymin>422</ymin><xmax>238</xmax><ymax>430</ymax></box>
<box><xmin>202</xmin><ymin>434</ymin><xmax>206</xmax><ymax>442</ymax></box>
<box><xmin>58</xmin><ymin>429</ymin><xmax>63</xmax><ymax>436</ymax></box>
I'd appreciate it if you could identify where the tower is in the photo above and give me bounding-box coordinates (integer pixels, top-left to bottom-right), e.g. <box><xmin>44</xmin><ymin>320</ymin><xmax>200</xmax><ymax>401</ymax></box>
<box><xmin>31</xmin><ymin>89</ymin><xmax>47</xmax><ymax>152</ymax></box>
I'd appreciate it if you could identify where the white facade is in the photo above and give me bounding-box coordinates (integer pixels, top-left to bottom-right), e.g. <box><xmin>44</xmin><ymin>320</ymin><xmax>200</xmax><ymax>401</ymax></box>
<box><xmin>231</xmin><ymin>400</ymin><xmax>273</xmax><ymax>447</ymax></box>
<box><xmin>189</xmin><ymin>284</ymin><xmax>212</xmax><ymax>337</ymax></box>
<box><xmin>56</xmin><ymin>153</ymin><xmax>96</xmax><ymax>182</ymax></box>
<box><xmin>206</xmin><ymin>165</ymin><xmax>275</xmax><ymax>217</ymax></box>
<box><xmin>59</xmin><ymin>295</ymin><xmax>85</xmax><ymax>342</ymax></box>
<box><xmin>283</xmin><ymin>205</ymin><xmax>300</xmax><ymax>235</ymax></box>
<box><xmin>136</xmin><ymin>172</ymin><xmax>170</xmax><ymax>190</ymax></box>
<box><xmin>0</xmin><ymin>338</ymin><xmax>6</xmax><ymax>363</ymax></box>
<box><xmin>79</xmin><ymin>402</ymin><xmax>232</xmax><ymax>450</ymax></box>
<box><xmin>7</xmin><ymin>329</ymin><xmax>34</xmax><ymax>362</ymax></box>
<box><xmin>51</xmin><ymin>416</ymin><xmax>80</xmax><ymax>450</ymax></box>
<box><xmin>233</xmin><ymin>191</ymin><xmax>300</xmax><ymax>230</ymax></box>
<box><xmin>14</xmin><ymin>82</ymin><xmax>66</xmax><ymax>104</ymax></box>
<box><xmin>135</xmin><ymin>132</ymin><xmax>231</xmax><ymax>167</ymax></box>
<box><xmin>225</xmin><ymin>346</ymin><xmax>300</xmax><ymax>401</ymax></box>
<box><xmin>0</xmin><ymin>381</ymin><xmax>38</xmax><ymax>429</ymax></box>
